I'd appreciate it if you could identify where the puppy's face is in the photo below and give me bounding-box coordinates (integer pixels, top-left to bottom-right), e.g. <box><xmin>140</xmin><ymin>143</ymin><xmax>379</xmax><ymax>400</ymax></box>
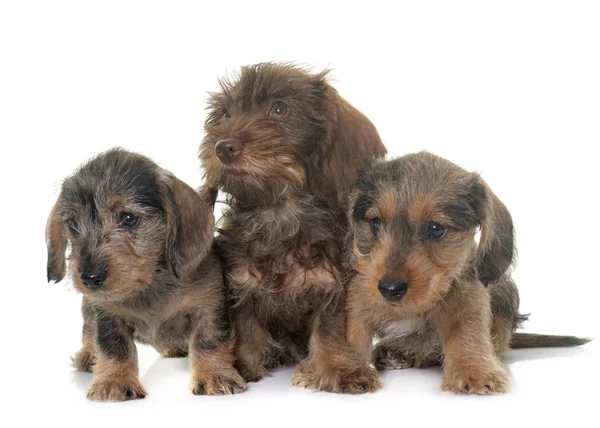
<box><xmin>200</xmin><ymin>63</ymin><xmax>329</xmax><ymax>206</ymax></box>
<box><xmin>349</xmin><ymin>153</ymin><xmax>514</xmax><ymax>315</ymax></box>
<box><xmin>200</xmin><ymin>62</ymin><xmax>386</xmax><ymax>209</ymax></box>
<box><xmin>60</xmin><ymin>177</ymin><xmax>165</xmax><ymax>303</ymax></box>
<box><xmin>46</xmin><ymin>149</ymin><xmax>214</xmax><ymax>304</ymax></box>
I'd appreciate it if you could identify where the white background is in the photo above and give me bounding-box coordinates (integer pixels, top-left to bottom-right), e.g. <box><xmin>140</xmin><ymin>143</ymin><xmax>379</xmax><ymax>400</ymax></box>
<box><xmin>1</xmin><ymin>1</ymin><xmax>599</xmax><ymax>427</ymax></box>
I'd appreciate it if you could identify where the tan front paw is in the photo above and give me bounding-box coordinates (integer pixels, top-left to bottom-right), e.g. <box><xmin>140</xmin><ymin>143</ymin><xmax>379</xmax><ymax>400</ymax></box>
<box><xmin>72</xmin><ymin>348</ymin><xmax>95</xmax><ymax>373</ymax></box>
<box><xmin>191</xmin><ymin>369</ymin><xmax>247</xmax><ymax>396</ymax></box>
<box><xmin>442</xmin><ymin>366</ymin><xmax>510</xmax><ymax>395</ymax></box>
<box><xmin>292</xmin><ymin>361</ymin><xmax>381</xmax><ymax>394</ymax></box>
<box><xmin>87</xmin><ymin>376</ymin><xmax>147</xmax><ymax>402</ymax></box>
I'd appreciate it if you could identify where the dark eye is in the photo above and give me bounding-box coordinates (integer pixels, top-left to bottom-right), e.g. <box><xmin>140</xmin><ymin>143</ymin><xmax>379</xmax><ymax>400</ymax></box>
<box><xmin>426</xmin><ymin>221</ymin><xmax>447</xmax><ymax>240</ymax></box>
<box><xmin>118</xmin><ymin>212</ymin><xmax>139</xmax><ymax>228</ymax></box>
<box><xmin>68</xmin><ymin>219</ymin><xmax>80</xmax><ymax>236</ymax></box>
<box><xmin>223</xmin><ymin>111</ymin><xmax>231</xmax><ymax>120</ymax></box>
<box><xmin>270</xmin><ymin>102</ymin><xmax>287</xmax><ymax>117</ymax></box>
<box><xmin>370</xmin><ymin>217</ymin><xmax>383</xmax><ymax>233</ymax></box>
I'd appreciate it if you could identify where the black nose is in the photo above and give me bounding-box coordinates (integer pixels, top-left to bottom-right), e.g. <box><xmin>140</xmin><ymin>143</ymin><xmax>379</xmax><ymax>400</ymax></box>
<box><xmin>378</xmin><ymin>279</ymin><xmax>408</xmax><ymax>302</ymax></box>
<box><xmin>214</xmin><ymin>138</ymin><xmax>243</xmax><ymax>163</ymax></box>
<box><xmin>80</xmin><ymin>267</ymin><xmax>107</xmax><ymax>290</ymax></box>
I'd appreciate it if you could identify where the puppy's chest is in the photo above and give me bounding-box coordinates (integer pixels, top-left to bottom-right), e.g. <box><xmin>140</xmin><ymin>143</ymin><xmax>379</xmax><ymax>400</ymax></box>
<box><xmin>131</xmin><ymin>315</ymin><xmax>191</xmax><ymax>347</ymax></box>
<box><xmin>229</xmin><ymin>255</ymin><xmax>340</xmax><ymax>296</ymax></box>
<box><xmin>222</xmin><ymin>211</ymin><xmax>343</xmax><ymax>307</ymax></box>
<box><xmin>377</xmin><ymin>315</ymin><xmax>438</xmax><ymax>345</ymax></box>
<box><xmin>116</xmin><ymin>304</ymin><xmax>192</xmax><ymax>347</ymax></box>
<box><xmin>381</xmin><ymin>317</ymin><xmax>420</xmax><ymax>338</ymax></box>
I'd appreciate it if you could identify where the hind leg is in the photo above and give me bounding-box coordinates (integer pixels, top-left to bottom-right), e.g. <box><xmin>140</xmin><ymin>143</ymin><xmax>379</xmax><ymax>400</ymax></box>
<box><xmin>72</xmin><ymin>333</ymin><xmax>96</xmax><ymax>372</ymax></box>
<box><xmin>491</xmin><ymin>316</ymin><xmax>513</xmax><ymax>353</ymax></box>
<box><xmin>72</xmin><ymin>298</ymin><xmax>96</xmax><ymax>372</ymax></box>
<box><xmin>266</xmin><ymin>335</ymin><xmax>307</xmax><ymax>369</ymax></box>
<box><xmin>233</xmin><ymin>307</ymin><xmax>271</xmax><ymax>383</ymax></box>
<box><xmin>488</xmin><ymin>276</ymin><xmax>522</xmax><ymax>353</ymax></box>
<box><xmin>373</xmin><ymin>334</ymin><xmax>442</xmax><ymax>371</ymax></box>
<box><xmin>161</xmin><ymin>347</ymin><xmax>188</xmax><ymax>358</ymax></box>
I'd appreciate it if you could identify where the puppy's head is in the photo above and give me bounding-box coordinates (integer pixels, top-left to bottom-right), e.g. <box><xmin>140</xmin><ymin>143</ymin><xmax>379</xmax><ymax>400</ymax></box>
<box><xmin>348</xmin><ymin>152</ymin><xmax>514</xmax><ymax>314</ymax></box>
<box><xmin>200</xmin><ymin>62</ymin><xmax>385</xmax><ymax>208</ymax></box>
<box><xmin>46</xmin><ymin>149</ymin><xmax>214</xmax><ymax>304</ymax></box>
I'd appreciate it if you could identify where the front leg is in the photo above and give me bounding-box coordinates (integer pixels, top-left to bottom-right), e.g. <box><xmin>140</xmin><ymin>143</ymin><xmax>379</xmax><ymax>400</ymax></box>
<box><xmin>436</xmin><ymin>284</ymin><xmax>509</xmax><ymax>395</ymax></box>
<box><xmin>346</xmin><ymin>310</ymin><xmax>374</xmax><ymax>363</ymax></box>
<box><xmin>292</xmin><ymin>296</ymin><xmax>381</xmax><ymax>394</ymax></box>
<box><xmin>189</xmin><ymin>307</ymin><xmax>246</xmax><ymax>396</ymax></box>
<box><xmin>232</xmin><ymin>305</ymin><xmax>269</xmax><ymax>382</ymax></box>
<box><xmin>86</xmin><ymin>312</ymin><xmax>146</xmax><ymax>402</ymax></box>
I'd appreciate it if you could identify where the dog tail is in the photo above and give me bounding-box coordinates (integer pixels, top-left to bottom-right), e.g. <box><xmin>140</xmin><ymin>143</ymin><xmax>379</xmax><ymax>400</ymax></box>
<box><xmin>510</xmin><ymin>333</ymin><xmax>591</xmax><ymax>349</ymax></box>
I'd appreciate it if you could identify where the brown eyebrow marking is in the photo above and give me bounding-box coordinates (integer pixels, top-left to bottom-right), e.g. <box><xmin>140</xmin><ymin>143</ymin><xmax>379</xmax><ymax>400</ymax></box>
<box><xmin>377</xmin><ymin>187</ymin><xmax>398</xmax><ymax>221</ymax></box>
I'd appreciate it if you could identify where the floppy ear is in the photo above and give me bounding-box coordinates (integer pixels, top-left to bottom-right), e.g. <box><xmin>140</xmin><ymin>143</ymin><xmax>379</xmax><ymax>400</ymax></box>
<box><xmin>161</xmin><ymin>173</ymin><xmax>215</xmax><ymax>279</ymax></box>
<box><xmin>46</xmin><ymin>196</ymin><xmax>67</xmax><ymax>283</ymax></box>
<box><xmin>471</xmin><ymin>178</ymin><xmax>515</xmax><ymax>286</ymax></box>
<box><xmin>307</xmin><ymin>77</ymin><xmax>387</xmax><ymax>212</ymax></box>
<box><xmin>344</xmin><ymin>187</ymin><xmax>369</xmax><ymax>270</ymax></box>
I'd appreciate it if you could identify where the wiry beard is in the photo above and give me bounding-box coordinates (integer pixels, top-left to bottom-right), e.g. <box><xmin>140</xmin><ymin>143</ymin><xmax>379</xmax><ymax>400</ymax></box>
<box><xmin>200</xmin><ymin>138</ymin><xmax>307</xmax><ymax>208</ymax></box>
<box><xmin>218</xmin><ymin>174</ymin><xmax>301</xmax><ymax>208</ymax></box>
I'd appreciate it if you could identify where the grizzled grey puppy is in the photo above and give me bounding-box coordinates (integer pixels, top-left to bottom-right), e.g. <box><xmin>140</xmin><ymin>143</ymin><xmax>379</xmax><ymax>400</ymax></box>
<box><xmin>46</xmin><ymin>148</ymin><xmax>246</xmax><ymax>401</ymax></box>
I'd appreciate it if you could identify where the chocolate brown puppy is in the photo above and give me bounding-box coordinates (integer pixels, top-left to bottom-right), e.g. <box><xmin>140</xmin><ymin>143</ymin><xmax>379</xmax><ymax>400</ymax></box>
<box><xmin>346</xmin><ymin>152</ymin><xmax>590</xmax><ymax>395</ymax></box>
<box><xmin>46</xmin><ymin>148</ymin><xmax>246</xmax><ymax>401</ymax></box>
<box><xmin>200</xmin><ymin>63</ymin><xmax>387</xmax><ymax>393</ymax></box>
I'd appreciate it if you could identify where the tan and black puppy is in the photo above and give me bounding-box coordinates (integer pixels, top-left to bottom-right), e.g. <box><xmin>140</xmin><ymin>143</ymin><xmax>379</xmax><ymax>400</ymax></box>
<box><xmin>346</xmin><ymin>152</ymin><xmax>589</xmax><ymax>395</ymax></box>
<box><xmin>200</xmin><ymin>63</ymin><xmax>387</xmax><ymax>393</ymax></box>
<box><xmin>46</xmin><ymin>148</ymin><xmax>246</xmax><ymax>401</ymax></box>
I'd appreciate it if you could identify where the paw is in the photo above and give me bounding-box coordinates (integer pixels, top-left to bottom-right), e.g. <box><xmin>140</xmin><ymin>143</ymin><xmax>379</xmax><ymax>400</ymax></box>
<box><xmin>161</xmin><ymin>347</ymin><xmax>188</xmax><ymax>358</ymax></box>
<box><xmin>442</xmin><ymin>366</ymin><xmax>510</xmax><ymax>395</ymax></box>
<box><xmin>336</xmin><ymin>366</ymin><xmax>382</xmax><ymax>394</ymax></box>
<box><xmin>235</xmin><ymin>364</ymin><xmax>268</xmax><ymax>383</ymax></box>
<box><xmin>290</xmin><ymin>360</ymin><xmax>316</xmax><ymax>388</ymax></box>
<box><xmin>373</xmin><ymin>345</ymin><xmax>416</xmax><ymax>370</ymax></box>
<box><xmin>373</xmin><ymin>345</ymin><xmax>440</xmax><ymax>371</ymax></box>
<box><xmin>87</xmin><ymin>377</ymin><xmax>147</xmax><ymax>402</ymax></box>
<box><xmin>191</xmin><ymin>370</ymin><xmax>247</xmax><ymax>396</ymax></box>
<box><xmin>71</xmin><ymin>348</ymin><xmax>95</xmax><ymax>373</ymax></box>
<box><xmin>291</xmin><ymin>361</ymin><xmax>381</xmax><ymax>394</ymax></box>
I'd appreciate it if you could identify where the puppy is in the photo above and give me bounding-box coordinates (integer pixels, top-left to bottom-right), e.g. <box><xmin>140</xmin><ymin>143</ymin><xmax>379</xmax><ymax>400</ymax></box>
<box><xmin>200</xmin><ymin>63</ymin><xmax>387</xmax><ymax>393</ymax></box>
<box><xmin>346</xmin><ymin>152</ymin><xmax>590</xmax><ymax>395</ymax></box>
<box><xmin>46</xmin><ymin>148</ymin><xmax>246</xmax><ymax>401</ymax></box>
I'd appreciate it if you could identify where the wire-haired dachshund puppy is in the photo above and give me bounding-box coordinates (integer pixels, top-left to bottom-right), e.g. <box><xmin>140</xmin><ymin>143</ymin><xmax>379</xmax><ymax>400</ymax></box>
<box><xmin>200</xmin><ymin>63</ymin><xmax>387</xmax><ymax>393</ymax></box>
<box><xmin>346</xmin><ymin>152</ymin><xmax>590</xmax><ymax>395</ymax></box>
<box><xmin>46</xmin><ymin>148</ymin><xmax>246</xmax><ymax>401</ymax></box>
